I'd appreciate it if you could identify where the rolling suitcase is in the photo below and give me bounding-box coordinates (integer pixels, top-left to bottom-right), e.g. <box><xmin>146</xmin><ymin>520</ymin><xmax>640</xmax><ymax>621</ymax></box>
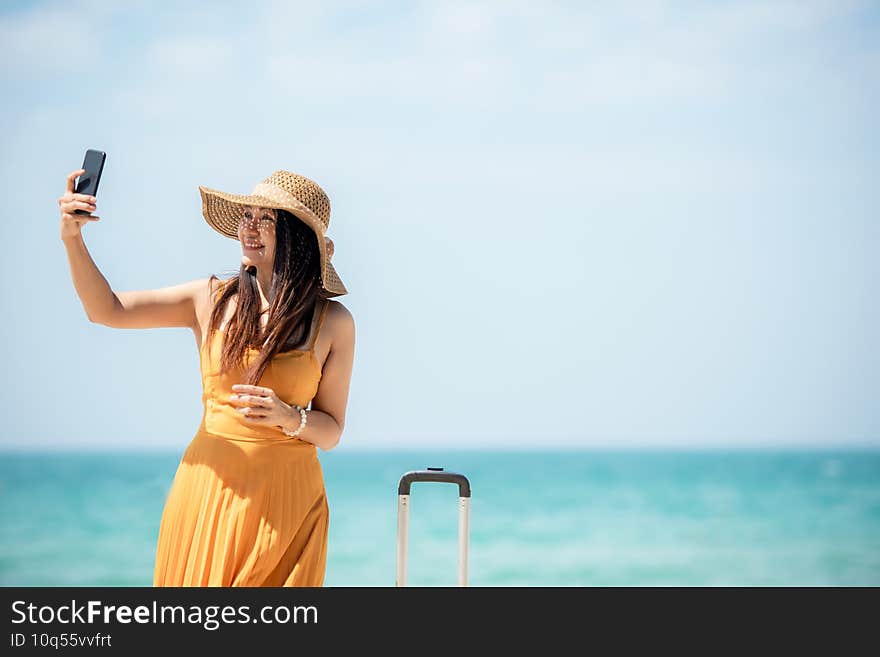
<box><xmin>396</xmin><ymin>467</ymin><xmax>472</xmax><ymax>587</ymax></box>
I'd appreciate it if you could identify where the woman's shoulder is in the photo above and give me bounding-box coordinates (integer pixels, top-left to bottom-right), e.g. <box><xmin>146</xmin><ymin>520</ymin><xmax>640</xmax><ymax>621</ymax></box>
<box><xmin>324</xmin><ymin>298</ymin><xmax>355</xmax><ymax>344</ymax></box>
<box><xmin>325</xmin><ymin>298</ymin><xmax>353</xmax><ymax>321</ymax></box>
<box><xmin>208</xmin><ymin>275</ymin><xmax>234</xmax><ymax>298</ymax></box>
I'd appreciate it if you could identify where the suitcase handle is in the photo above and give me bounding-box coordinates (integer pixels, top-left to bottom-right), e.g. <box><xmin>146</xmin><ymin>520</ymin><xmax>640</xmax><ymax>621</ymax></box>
<box><xmin>397</xmin><ymin>467</ymin><xmax>471</xmax><ymax>497</ymax></box>
<box><xmin>396</xmin><ymin>467</ymin><xmax>471</xmax><ymax>586</ymax></box>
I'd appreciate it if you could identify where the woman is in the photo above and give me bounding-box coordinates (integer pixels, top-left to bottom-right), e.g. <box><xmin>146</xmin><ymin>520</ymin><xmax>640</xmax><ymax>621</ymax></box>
<box><xmin>58</xmin><ymin>168</ymin><xmax>356</xmax><ymax>587</ymax></box>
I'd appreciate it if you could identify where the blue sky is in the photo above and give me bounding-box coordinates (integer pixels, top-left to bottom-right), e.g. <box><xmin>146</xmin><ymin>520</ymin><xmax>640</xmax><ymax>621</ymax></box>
<box><xmin>1</xmin><ymin>0</ymin><xmax>877</xmax><ymax>450</ymax></box>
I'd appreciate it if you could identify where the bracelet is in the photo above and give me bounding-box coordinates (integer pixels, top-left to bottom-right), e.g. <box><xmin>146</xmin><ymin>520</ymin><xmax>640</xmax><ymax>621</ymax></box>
<box><xmin>281</xmin><ymin>404</ymin><xmax>307</xmax><ymax>437</ymax></box>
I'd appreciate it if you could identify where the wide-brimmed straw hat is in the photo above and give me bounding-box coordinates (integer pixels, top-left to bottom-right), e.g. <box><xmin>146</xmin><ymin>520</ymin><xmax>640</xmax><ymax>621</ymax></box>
<box><xmin>198</xmin><ymin>170</ymin><xmax>347</xmax><ymax>297</ymax></box>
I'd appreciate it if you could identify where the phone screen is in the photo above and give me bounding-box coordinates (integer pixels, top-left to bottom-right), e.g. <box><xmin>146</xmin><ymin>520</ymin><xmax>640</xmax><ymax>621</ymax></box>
<box><xmin>75</xmin><ymin>149</ymin><xmax>106</xmax><ymax>197</ymax></box>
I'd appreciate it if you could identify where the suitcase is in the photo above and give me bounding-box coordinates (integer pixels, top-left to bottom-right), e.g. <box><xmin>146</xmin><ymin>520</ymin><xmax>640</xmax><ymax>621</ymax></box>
<box><xmin>396</xmin><ymin>467</ymin><xmax>471</xmax><ymax>587</ymax></box>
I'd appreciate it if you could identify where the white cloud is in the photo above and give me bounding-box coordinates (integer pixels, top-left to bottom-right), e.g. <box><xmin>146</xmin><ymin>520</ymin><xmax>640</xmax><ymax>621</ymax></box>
<box><xmin>6</xmin><ymin>0</ymin><xmax>872</xmax><ymax>118</ymax></box>
<box><xmin>148</xmin><ymin>34</ymin><xmax>236</xmax><ymax>77</ymax></box>
<box><xmin>0</xmin><ymin>0</ymin><xmax>154</xmax><ymax>79</ymax></box>
<box><xmin>0</xmin><ymin>4</ymin><xmax>96</xmax><ymax>77</ymax></box>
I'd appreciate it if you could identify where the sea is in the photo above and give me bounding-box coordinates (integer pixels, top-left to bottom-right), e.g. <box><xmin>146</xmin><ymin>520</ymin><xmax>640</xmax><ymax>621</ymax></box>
<box><xmin>1</xmin><ymin>448</ymin><xmax>878</xmax><ymax>586</ymax></box>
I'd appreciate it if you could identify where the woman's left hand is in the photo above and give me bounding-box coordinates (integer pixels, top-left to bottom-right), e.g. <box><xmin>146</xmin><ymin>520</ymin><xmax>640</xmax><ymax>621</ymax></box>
<box><xmin>229</xmin><ymin>384</ymin><xmax>293</xmax><ymax>428</ymax></box>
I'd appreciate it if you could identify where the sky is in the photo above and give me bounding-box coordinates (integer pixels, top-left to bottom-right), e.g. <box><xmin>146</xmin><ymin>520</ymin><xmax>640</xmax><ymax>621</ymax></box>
<box><xmin>1</xmin><ymin>0</ymin><xmax>877</xmax><ymax>450</ymax></box>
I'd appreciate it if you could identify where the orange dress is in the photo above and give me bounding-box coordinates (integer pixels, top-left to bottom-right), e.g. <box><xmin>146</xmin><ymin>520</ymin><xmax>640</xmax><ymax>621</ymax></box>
<box><xmin>153</xmin><ymin>298</ymin><xmax>331</xmax><ymax>587</ymax></box>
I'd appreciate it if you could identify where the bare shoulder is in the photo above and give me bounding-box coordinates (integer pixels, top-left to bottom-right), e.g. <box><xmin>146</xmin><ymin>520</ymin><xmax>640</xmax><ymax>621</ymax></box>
<box><xmin>194</xmin><ymin>276</ymin><xmax>228</xmax><ymax>334</ymax></box>
<box><xmin>207</xmin><ymin>276</ymin><xmax>230</xmax><ymax>298</ymax></box>
<box><xmin>326</xmin><ymin>299</ymin><xmax>355</xmax><ymax>330</ymax></box>
<box><xmin>325</xmin><ymin>299</ymin><xmax>355</xmax><ymax>350</ymax></box>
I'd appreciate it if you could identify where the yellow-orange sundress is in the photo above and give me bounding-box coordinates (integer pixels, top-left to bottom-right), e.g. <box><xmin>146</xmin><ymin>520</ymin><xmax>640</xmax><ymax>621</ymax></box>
<box><xmin>153</xmin><ymin>298</ymin><xmax>331</xmax><ymax>587</ymax></box>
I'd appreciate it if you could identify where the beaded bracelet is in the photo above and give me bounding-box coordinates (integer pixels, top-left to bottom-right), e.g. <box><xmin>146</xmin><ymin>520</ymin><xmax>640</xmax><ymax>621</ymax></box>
<box><xmin>281</xmin><ymin>404</ymin><xmax>307</xmax><ymax>437</ymax></box>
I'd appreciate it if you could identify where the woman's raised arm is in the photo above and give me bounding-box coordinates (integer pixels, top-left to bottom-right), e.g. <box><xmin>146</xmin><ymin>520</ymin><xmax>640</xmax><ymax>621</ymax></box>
<box><xmin>59</xmin><ymin>168</ymin><xmax>208</xmax><ymax>330</ymax></box>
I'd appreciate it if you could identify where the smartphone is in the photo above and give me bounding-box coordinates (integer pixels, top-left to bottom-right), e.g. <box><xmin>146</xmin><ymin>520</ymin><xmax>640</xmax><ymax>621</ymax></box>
<box><xmin>73</xmin><ymin>149</ymin><xmax>106</xmax><ymax>216</ymax></box>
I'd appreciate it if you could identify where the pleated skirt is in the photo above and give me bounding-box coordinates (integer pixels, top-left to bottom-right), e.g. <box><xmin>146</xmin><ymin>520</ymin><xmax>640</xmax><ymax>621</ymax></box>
<box><xmin>153</xmin><ymin>430</ymin><xmax>329</xmax><ymax>587</ymax></box>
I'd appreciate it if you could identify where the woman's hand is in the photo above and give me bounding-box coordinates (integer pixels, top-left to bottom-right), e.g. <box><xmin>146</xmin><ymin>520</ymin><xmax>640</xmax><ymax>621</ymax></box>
<box><xmin>228</xmin><ymin>384</ymin><xmax>295</xmax><ymax>429</ymax></box>
<box><xmin>59</xmin><ymin>168</ymin><xmax>100</xmax><ymax>241</ymax></box>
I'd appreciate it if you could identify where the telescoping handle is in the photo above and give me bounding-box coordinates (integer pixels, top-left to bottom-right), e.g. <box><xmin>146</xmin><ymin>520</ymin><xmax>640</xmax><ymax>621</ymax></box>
<box><xmin>396</xmin><ymin>467</ymin><xmax>471</xmax><ymax>587</ymax></box>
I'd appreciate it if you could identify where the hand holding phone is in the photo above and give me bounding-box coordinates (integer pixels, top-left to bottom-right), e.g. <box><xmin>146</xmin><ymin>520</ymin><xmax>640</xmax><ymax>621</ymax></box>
<box><xmin>58</xmin><ymin>168</ymin><xmax>101</xmax><ymax>242</ymax></box>
<box><xmin>73</xmin><ymin>149</ymin><xmax>106</xmax><ymax>216</ymax></box>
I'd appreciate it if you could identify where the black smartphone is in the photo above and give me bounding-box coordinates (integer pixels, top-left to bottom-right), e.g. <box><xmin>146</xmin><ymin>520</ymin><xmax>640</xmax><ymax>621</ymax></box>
<box><xmin>73</xmin><ymin>149</ymin><xmax>106</xmax><ymax>216</ymax></box>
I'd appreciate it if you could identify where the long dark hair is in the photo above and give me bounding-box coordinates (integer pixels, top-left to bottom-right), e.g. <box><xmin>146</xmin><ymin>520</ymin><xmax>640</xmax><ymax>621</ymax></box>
<box><xmin>206</xmin><ymin>208</ymin><xmax>325</xmax><ymax>384</ymax></box>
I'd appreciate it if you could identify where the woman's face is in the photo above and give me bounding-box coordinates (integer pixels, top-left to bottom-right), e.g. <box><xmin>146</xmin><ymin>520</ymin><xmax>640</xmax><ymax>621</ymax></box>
<box><xmin>238</xmin><ymin>205</ymin><xmax>277</xmax><ymax>270</ymax></box>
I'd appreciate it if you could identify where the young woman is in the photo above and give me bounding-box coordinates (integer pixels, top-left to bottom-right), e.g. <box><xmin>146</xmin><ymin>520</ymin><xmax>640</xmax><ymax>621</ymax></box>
<box><xmin>59</xmin><ymin>169</ymin><xmax>356</xmax><ymax>586</ymax></box>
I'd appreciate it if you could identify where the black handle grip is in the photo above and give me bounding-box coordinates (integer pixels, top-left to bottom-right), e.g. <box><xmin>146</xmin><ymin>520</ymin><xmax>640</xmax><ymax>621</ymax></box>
<box><xmin>398</xmin><ymin>467</ymin><xmax>471</xmax><ymax>498</ymax></box>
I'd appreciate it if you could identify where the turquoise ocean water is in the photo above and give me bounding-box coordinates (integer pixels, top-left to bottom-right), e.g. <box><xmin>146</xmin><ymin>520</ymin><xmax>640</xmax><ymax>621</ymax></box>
<box><xmin>1</xmin><ymin>449</ymin><xmax>878</xmax><ymax>586</ymax></box>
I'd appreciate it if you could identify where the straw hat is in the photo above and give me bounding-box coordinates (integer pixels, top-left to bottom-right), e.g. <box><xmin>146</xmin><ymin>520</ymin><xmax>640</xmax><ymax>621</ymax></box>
<box><xmin>198</xmin><ymin>170</ymin><xmax>348</xmax><ymax>297</ymax></box>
